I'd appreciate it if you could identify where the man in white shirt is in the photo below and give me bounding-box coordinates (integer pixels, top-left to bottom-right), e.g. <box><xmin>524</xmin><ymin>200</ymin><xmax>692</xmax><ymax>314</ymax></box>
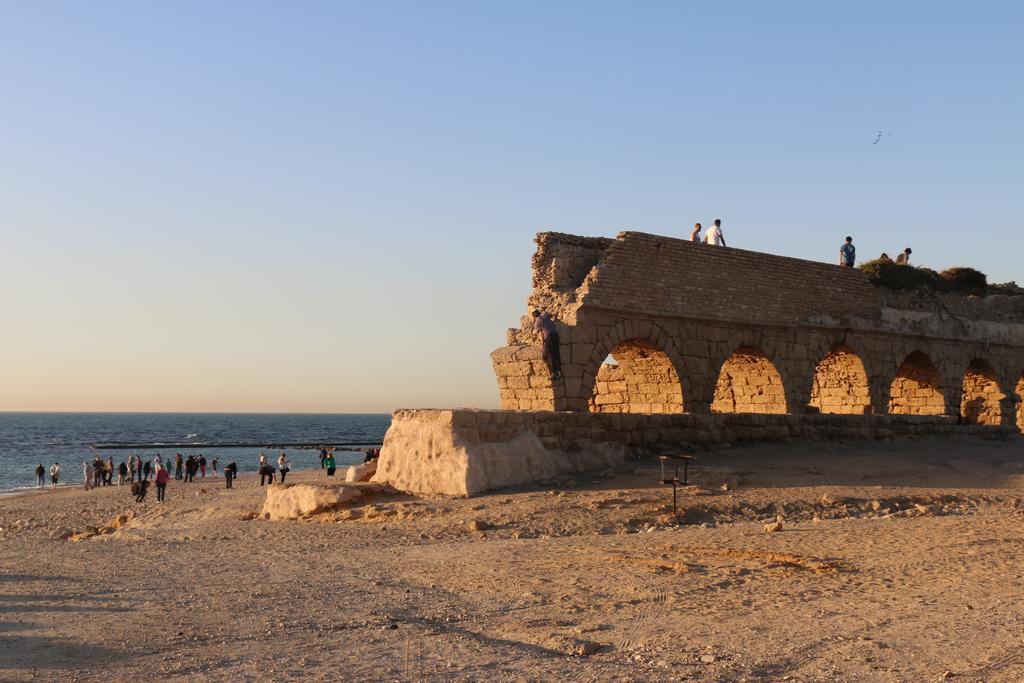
<box><xmin>703</xmin><ymin>219</ymin><xmax>727</xmax><ymax>246</ymax></box>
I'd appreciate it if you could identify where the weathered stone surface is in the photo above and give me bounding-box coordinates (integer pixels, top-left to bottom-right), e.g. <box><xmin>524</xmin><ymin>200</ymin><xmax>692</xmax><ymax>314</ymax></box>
<box><xmin>373</xmin><ymin>410</ymin><xmax>625</xmax><ymax>496</ymax></box>
<box><xmin>261</xmin><ymin>484</ymin><xmax>374</xmax><ymax>521</ymax></box>
<box><xmin>344</xmin><ymin>460</ymin><xmax>377</xmax><ymax>483</ymax></box>
<box><xmin>373</xmin><ymin>408</ymin><xmax>1019</xmax><ymax>496</ymax></box>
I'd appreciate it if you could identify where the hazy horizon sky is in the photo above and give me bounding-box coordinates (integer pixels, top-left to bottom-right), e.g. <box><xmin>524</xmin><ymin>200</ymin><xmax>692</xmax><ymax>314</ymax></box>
<box><xmin>2</xmin><ymin>1</ymin><xmax>1022</xmax><ymax>413</ymax></box>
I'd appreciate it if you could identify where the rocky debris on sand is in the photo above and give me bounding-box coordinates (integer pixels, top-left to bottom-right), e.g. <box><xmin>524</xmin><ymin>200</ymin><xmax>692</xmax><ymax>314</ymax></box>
<box><xmin>66</xmin><ymin>511</ymin><xmax>136</xmax><ymax>542</ymax></box>
<box><xmin>543</xmin><ymin>635</ymin><xmax>602</xmax><ymax>657</ymax></box>
<box><xmin>261</xmin><ymin>484</ymin><xmax>388</xmax><ymax>521</ymax></box>
<box><xmin>468</xmin><ymin>519</ymin><xmax>489</xmax><ymax>532</ymax></box>
<box><xmin>344</xmin><ymin>460</ymin><xmax>377</xmax><ymax>483</ymax></box>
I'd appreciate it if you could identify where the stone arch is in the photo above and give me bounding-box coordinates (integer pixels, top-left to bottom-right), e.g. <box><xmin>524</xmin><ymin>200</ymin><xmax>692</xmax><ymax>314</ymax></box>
<box><xmin>1016</xmin><ymin>374</ymin><xmax>1024</xmax><ymax>433</ymax></box>
<box><xmin>712</xmin><ymin>346</ymin><xmax>787</xmax><ymax>414</ymax></box>
<box><xmin>888</xmin><ymin>351</ymin><xmax>944</xmax><ymax>415</ymax></box>
<box><xmin>960</xmin><ymin>359</ymin><xmax>1004</xmax><ymax>426</ymax></box>
<box><xmin>580</xmin><ymin>320</ymin><xmax>690</xmax><ymax>413</ymax></box>
<box><xmin>588</xmin><ymin>339</ymin><xmax>684</xmax><ymax>413</ymax></box>
<box><xmin>809</xmin><ymin>345</ymin><xmax>871</xmax><ymax>415</ymax></box>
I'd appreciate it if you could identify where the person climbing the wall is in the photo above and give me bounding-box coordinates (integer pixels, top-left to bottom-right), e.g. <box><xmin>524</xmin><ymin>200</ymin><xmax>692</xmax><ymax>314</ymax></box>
<box><xmin>896</xmin><ymin>247</ymin><xmax>912</xmax><ymax>265</ymax></box>
<box><xmin>703</xmin><ymin>219</ymin><xmax>727</xmax><ymax>246</ymax></box>
<box><xmin>839</xmin><ymin>236</ymin><xmax>856</xmax><ymax>267</ymax></box>
<box><xmin>532</xmin><ymin>310</ymin><xmax>562</xmax><ymax>381</ymax></box>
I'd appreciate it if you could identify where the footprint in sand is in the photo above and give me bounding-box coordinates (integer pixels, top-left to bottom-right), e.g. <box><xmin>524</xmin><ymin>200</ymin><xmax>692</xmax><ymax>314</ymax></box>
<box><xmin>612</xmin><ymin>575</ymin><xmax>669</xmax><ymax>653</ymax></box>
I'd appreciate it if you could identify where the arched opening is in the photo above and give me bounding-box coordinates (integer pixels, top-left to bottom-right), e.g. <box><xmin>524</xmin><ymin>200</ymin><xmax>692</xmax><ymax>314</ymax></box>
<box><xmin>810</xmin><ymin>346</ymin><xmax>871</xmax><ymax>414</ymax></box>
<box><xmin>588</xmin><ymin>338</ymin><xmax>684</xmax><ymax>414</ymax></box>
<box><xmin>712</xmin><ymin>347</ymin><xmax>787</xmax><ymax>414</ymax></box>
<box><xmin>960</xmin><ymin>359</ymin><xmax>1004</xmax><ymax>426</ymax></box>
<box><xmin>1016</xmin><ymin>375</ymin><xmax>1024</xmax><ymax>433</ymax></box>
<box><xmin>888</xmin><ymin>351</ymin><xmax>944</xmax><ymax>415</ymax></box>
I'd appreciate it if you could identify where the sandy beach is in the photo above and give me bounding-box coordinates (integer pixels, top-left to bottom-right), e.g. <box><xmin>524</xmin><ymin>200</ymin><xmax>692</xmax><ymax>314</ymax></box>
<box><xmin>2</xmin><ymin>435</ymin><xmax>1024</xmax><ymax>682</ymax></box>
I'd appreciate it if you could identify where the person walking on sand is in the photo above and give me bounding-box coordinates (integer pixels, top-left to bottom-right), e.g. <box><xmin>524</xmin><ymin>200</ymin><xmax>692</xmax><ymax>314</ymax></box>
<box><xmin>896</xmin><ymin>247</ymin><xmax>912</xmax><ymax>265</ymax></box>
<box><xmin>50</xmin><ymin>463</ymin><xmax>60</xmax><ymax>489</ymax></box>
<box><xmin>175</xmin><ymin>453</ymin><xmax>183</xmax><ymax>480</ymax></box>
<box><xmin>155</xmin><ymin>465</ymin><xmax>169</xmax><ymax>503</ymax></box>
<box><xmin>324</xmin><ymin>451</ymin><xmax>337</xmax><ymax>477</ymax></box>
<box><xmin>143</xmin><ymin>459</ymin><xmax>152</xmax><ymax>482</ymax></box>
<box><xmin>92</xmin><ymin>456</ymin><xmax>104</xmax><ymax>487</ymax></box>
<box><xmin>277</xmin><ymin>453</ymin><xmax>290</xmax><ymax>484</ymax></box>
<box><xmin>106</xmin><ymin>456</ymin><xmax>114</xmax><ymax>485</ymax></box>
<box><xmin>83</xmin><ymin>461</ymin><xmax>91</xmax><ymax>490</ymax></box>
<box><xmin>198</xmin><ymin>454</ymin><xmax>207</xmax><ymax>478</ymax></box>
<box><xmin>703</xmin><ymin>219</ymin><xmax>727</xmax><ymax>246</ymax></box>
<box><xmin>224</xmin><ymin>461</ymin><xmax>237</xmax><ymax>489</ymax></box>
<box><xmin>259</xmin><ymin>452</ymin><xmax>268</xmax><ymax>468</ymax></box>
<box><xmin>839</xmin><ymin>236</ymin><xmax>856</xmax><ymax>268</ymax></box>
<box><xmin>118</xmin><ymin>461</ymin><xmax>128</xmax><ymax>486</ymax></box>
<box><xmin>532</xmin><ymin>310</ymin><xmax>563</xmax><ymax>380</ymax></box>
<box><xmin>259</xmin><ymin>461</ymin><xmax>274</xmax><ymax>486</ymax></box>
<box><xmin>129</xmin><ymin>456</ymin><xmax>137</xmax><ymax>483</ymax></box>
<box><xmin>211</xmin><ymin>457</ymin><xmax>219</xmax><ymax>476</ymax></box>
<box><xmin>319</xmin><ymin>448</ymin><xmax>327</xmax><ymax>469</ymax></box>
<box><xmin>35</xmin><ymin>463</ymin><xmax>46</xmax><ymax>488</ymax></box>
<box><xmin>689</xmin><ymin>223</ymin><xmax>702</xmax><ymax>242</ymax></box>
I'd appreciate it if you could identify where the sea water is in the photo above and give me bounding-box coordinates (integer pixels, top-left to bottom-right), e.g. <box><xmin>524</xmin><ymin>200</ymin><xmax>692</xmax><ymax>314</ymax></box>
<box><xmin>0</xmin><ymin>412</ymin><xmax>390</xmax><ymax>493</ymax></box>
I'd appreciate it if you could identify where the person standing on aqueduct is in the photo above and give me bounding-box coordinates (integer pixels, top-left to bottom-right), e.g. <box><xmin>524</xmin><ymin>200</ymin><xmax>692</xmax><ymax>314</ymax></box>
<box><xmin>839</xmin><ymin>236</ymin><xmax>856</xmax><ymax>267</ymax></box>
<box><xmin>532</xmin><ymin>310</ymin><xmax>563</xmax><ymax>380</ymax></box>
<box><xmin>689</xmin><ymin>223</ymin><xmax>702</xmax><ymax>242</ymax></box>
<box><xmin>704</xmin><ymin>219</ymin><xmax>727</xmax><ymax>246</ymax></box>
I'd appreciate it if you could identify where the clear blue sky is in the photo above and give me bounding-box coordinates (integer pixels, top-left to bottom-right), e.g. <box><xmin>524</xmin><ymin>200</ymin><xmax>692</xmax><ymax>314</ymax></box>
<box><xmin>1</xmin><ymin>1</ymin><xmax>1022</xmax><ymax>412</ymax></box>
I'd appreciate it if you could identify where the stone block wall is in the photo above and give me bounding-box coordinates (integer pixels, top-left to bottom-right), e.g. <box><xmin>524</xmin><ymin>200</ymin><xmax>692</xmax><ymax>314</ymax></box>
<box><xmin>961</xmin><ymin>361</ymin><xmax>1004</xmax><ymax>426</ymax></box>
<box><xmin>375</xmin><ymin>408</ymin><xmax>1019</xmax><ymax>496</ymax></box>
<box><xmin>888</xmin><ymin>351</ymin><xmax>945</xmax><ymax>416</ymax></box>
<box><xmin>1018</xmin><ymin>377</ymin><xmax>1024</xmax><ymax>431</ymax></box>
<box><xmin>809</xmin><ymin>347</ymin><xmax>871</xmax><ymax>414</ymax></box>
<box><xmin>711</xmin><ymin>348</ymin><xmax>788</xmax><ymax>414</ymax></box>
<box><xmin>589</xmin><ymin>339</ymin><xmax>684</xmax><ymax>414</ymax></box>
<box><xmin>491</xmin><ymin>344</ymin><xmax>562</xmax><ymax>411</ymax></box>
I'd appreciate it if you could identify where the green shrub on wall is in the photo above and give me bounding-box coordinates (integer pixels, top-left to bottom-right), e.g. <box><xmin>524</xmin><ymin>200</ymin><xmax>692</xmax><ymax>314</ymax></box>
<box><xmin>859</xmin><ymin>261</ymin><xmax>1001</xmax><ymax>297</ymax></box>
<box><xmin>939</xmin><ymin>267</ymin><xmax>987</xmax><ymax>296</ymax></box>
<box><xmin>858</xmin><ymin>260</ymin><xmax>946</xmax><ymax>291</ymax></box>
<box><xmin>989</xmin><ymin>281</ymin><xmax>1024</xmax><ymax>296</ymax></box>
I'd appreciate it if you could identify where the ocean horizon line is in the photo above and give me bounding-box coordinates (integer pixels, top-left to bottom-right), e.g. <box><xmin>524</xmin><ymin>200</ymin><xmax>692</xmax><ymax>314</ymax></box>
<box><xmin>0</xmin><ymin>410</ymin><xmax>394</xmax><ymax>416</ymax></box>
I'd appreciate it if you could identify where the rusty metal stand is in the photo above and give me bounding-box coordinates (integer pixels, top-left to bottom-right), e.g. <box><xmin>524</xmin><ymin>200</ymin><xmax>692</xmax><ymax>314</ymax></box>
<box><xmin>659</xmin><ymin>454</ymin><xmax>696</xmax><ymax>518</ymax></box>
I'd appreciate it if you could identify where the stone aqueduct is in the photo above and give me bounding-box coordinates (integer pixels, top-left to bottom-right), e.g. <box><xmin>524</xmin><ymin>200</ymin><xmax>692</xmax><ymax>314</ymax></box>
<box><xmin>375</xmin><ymin>230</ymin><xmax>1023</xmax><ymax>496</ymax></box>
<box><xmin>491</xmin><ymin>231</ymin><xmax>1024</xmax><ymax>431</ymax></box>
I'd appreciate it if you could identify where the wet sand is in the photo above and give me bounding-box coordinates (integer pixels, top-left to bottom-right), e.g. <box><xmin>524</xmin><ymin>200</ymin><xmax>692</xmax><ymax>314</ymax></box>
<box><xmin>2</xmin><ymin>435</ymin><xmax>1024</xmax><ymax>681</ymax></box>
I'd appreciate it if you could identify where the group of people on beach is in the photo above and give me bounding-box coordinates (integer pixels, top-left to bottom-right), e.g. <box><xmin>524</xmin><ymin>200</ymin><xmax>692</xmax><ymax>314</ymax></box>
<box><xmin>35</xmin><ymin>463</ymin><xmax>60</xmax><ymax>489</ymax></box>
<box><xmin>78</xmin><ymin>452</ymin><xmax>220</xmax><ymax>491</ymax></box>
<box><xmin>34</xmin><ymin>444</ymin><xmax>376</xmax><ymax>500</ymax></box>
<box><xmin>257</xmin><ymin>451</ymin><xmax>291</xmax><ymax>486</ymax></box>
